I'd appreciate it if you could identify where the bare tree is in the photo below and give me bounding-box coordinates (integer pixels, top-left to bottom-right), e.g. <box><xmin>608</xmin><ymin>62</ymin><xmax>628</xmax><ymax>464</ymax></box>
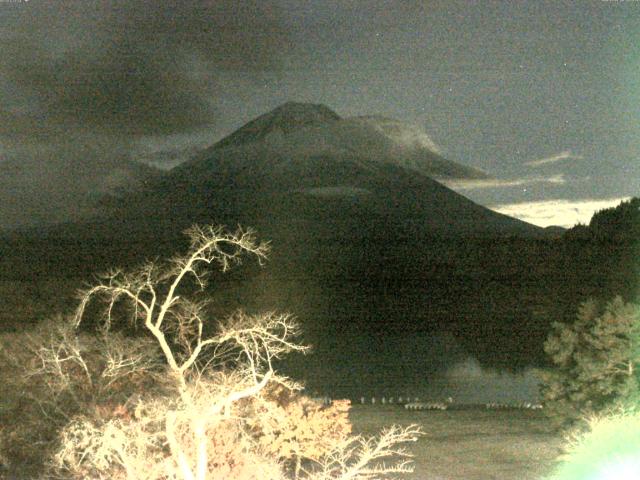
<box><xmin>17</xmin><ymin>225</ymin><xmax>422</xmax><ymax>480</ymax></box>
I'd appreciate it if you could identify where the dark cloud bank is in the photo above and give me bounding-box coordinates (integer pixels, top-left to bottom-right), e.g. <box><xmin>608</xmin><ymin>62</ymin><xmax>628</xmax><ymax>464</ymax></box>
<box><xmin>1</xmin><ymin>0</ymin><xmax>292</xmax><ymax>139</ymax></box>
<box><xmin>0</xmin><ymin>1</ymin><xmax>297</xmax><ymax>228</ymax></box>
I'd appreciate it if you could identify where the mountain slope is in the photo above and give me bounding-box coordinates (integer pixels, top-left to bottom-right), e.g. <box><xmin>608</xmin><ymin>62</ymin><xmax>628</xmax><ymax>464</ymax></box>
<box><xmin>1</xmin><ymin>102</ymin><xmax>558</xmax><ymax>397</ymax></box>
<box><xmin>158</xmin><ymin>149</ymin><xmax>536</xmax><ymax>238</ymax></box>
<box><xmin>155</xmin><ymin>102</ymin><xmax>537</xmax><ymax>242</ymax></box>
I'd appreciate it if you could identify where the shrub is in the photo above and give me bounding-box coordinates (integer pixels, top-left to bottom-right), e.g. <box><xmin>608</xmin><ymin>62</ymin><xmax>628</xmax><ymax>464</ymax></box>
<box><xmin>247</xmin><ymin>384</ymin><xmax>353</xmax><ymax>477</ymax></box>
<box><xmin>537</xmin><ymin>296</ymin><xmax>640</xmax><ymax>429</ymax></box>
<box><xmin>0</xmin><ymin>315</ymin><xmax>170</xmax><ymax>478</ymax></box>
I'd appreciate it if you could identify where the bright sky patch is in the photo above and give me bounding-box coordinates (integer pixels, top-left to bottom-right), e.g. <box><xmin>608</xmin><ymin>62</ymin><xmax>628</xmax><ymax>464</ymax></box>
<box><xmin>489</xmin><ymin>197</ymin><xmax>632</xmax><ymax>228</ymax></box>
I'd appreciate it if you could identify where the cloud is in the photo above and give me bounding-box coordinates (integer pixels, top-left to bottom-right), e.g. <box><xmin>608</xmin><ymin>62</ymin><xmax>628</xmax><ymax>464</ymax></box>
<box><xmin>436</xmin><ymin>357</ymin><xmax>540</xmax><ymax>403</ymax></box>
<box><xmin>0</xmin><ymin>132</ymin><xmax>161</xmax><ymax>229</ymax></box>
<box><xmin>524</xmin><ymin>150</ymin><xmax>583</xmax><ymax>167</ymax></box>
<box><xmin>0</xmin><ymin>1</ymin><xmax>296</xmax><ymax>227</ymax></box>
<box><xmin>300</xmin><ymin>186</ymin><xmax>372</xmax><ymax>197</ymax></box>
<box><xmin>1</xmin><ymin>1</ymin><xmax>292</xmax><ymax>139</ymax></box>
<box><xmin>350</xmin><ymin>116</ymin><xmax>442</xmax><ymax>154</ymax></box>
<box><xmin>442</xmin><ymin>174</ymin><xmax>566</xmax><ymax>190</ymax></box>
<box><xmin>489</xmin><ymin>197</ymin><xmax>632</xmax><ymax>228</ymax></box>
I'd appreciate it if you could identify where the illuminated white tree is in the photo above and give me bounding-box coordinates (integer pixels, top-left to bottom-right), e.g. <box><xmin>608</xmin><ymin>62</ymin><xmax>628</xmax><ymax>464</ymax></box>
<box><xmin>27</xmin><ymin>224</ymin><xmax>423</xmax><ymax>480</ymax></box>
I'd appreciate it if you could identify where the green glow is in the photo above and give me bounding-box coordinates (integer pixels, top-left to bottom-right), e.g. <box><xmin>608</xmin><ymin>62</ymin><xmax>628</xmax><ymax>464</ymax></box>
<box><xmin>593</xmin><ymin>456</ymin><xmax>640</xmax><ymax>480</ymax></box>
<box><xmin>549</xmin><ymin>408</ymin><xmax>640</xmax><ymax>480</ymax></box>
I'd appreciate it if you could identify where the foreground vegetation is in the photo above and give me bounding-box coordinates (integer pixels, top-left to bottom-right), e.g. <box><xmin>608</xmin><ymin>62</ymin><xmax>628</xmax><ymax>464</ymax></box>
<box><xmin>1</xmin><ymin>198</ymin><xmax>638</xmax><ymax>478</ymax></box>
<box><xmin>0</xmin><ymin>225</ymin><xmax>421</xmax><ymax>479</ymax></box>
<box><xmin>537</xmin><ymin>296</ymin><xmax>640</xmax><ymax>429</ymax></box>
<box><xmin>537</xmin><ymin>296</ymin><xmax>640</xmax><ymax>479</ymax></box>
<box><xmin>547</xmin><ymin>406</ymin><xmax>640</xmax><ymax>480</ymax></box>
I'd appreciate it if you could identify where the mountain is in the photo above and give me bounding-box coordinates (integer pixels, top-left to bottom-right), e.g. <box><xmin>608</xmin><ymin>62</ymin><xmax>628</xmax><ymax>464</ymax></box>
<box><xmin>212</xmin><ymin>101</ymin><xmax>342</xmax><ymax>150</ymax></box>
<box><xmin>147</xmin><ymin>102</ymin><xmax>537</xmax><ymax>241</ymax></box>
<box><xmin>1</xmin><ymin>102</ymin><xmax>561</xmax><ymax>397</ymax></box>
<box><xmin>173</xmin><ymin>102</ymin><xmax>488</xmax><ymax>182</ymax></box>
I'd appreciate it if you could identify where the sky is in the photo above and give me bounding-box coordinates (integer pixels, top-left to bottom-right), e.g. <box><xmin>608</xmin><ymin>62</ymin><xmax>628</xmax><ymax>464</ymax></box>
<box><xmin>1</xmin><ymin>0</ymin><xmax>638</xmax><ymax>229</ymax></box>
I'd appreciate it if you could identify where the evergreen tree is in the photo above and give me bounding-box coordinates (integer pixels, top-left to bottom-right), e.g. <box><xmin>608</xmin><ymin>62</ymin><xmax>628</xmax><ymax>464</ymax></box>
<box><xmin>563</xmin><ymin>197</ymin><xmax>640</xmax><ymax>301</ymax></box>
<box><xmin>589</xmin><ymin>197</ymin><xmax>640</xmax><ymax>242</ymax></box>
<box><xmin>538</xmin><ymin>296</ymin><xmax>640</xmax><ymax>429</ymax></box>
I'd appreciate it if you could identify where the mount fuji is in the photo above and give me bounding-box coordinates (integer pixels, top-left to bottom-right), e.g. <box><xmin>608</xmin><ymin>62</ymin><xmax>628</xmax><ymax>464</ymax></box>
<box><xmin>2</xmin><ymin>103</ymin><xmax>557</xmax><ymax>396</ymax></box>
<box><xmin>125</xmin><ymin>101</ymin><xmax>542</xmax><ymax>242</ymax></box>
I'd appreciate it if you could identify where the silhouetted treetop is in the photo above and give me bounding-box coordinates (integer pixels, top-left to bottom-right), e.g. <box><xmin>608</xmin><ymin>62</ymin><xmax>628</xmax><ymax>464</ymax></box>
<box><xmin>589</xmin><ymin>197</ymin><xmax>639</xmax><ymax>241</ymax></box>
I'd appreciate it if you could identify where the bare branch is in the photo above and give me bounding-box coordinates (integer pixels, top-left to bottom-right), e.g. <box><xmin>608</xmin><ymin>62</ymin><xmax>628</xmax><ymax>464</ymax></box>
<box><xmin>71</xmin><ymin>225</ymin><xmax>271</xmax><ymax>390</ymax></box>
<box><xmin>305</xmin><ymin>424</ymin><xmax>424</xmax><ymax>480</ymax></box>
